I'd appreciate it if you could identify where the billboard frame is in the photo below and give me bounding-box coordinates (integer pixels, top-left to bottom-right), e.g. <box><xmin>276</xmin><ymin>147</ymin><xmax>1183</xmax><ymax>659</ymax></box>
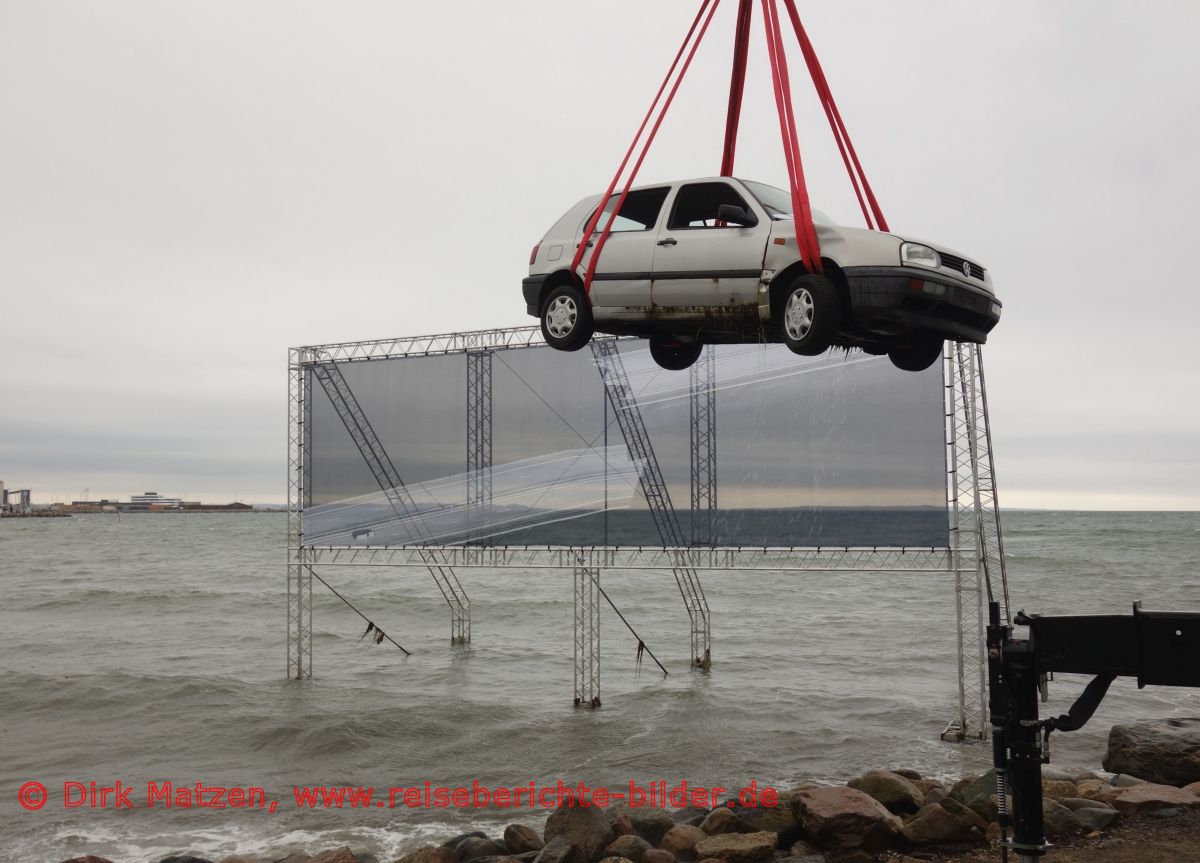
<box><xmin>287</xmin><ymin>327</ymin><xmax>1007</xmax><ymax>739</ymax></box>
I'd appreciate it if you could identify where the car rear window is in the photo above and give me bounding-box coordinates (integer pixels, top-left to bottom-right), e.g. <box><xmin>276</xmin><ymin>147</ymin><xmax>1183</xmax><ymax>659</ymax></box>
<box><xmin>588</xmin><ymin>187</ymin><xmax>670</xmax><ymax>233</ymax></box>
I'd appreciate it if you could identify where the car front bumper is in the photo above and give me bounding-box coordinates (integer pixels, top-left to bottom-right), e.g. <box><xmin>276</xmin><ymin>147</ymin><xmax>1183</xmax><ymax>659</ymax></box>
<box><xmin>522</xmin><ymin>275</ymin><xmax>547</xmax><ymax>317</ymax></box>
<box><xmin>843</xmin><ymin>266</ymin><xmax>1001</xmax><ymax>343</ymax></box>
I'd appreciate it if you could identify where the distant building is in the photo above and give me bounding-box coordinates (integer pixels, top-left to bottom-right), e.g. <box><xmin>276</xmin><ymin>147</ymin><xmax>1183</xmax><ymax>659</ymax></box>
<box><xmin>127</xmin><ymin>491</ymin><xmax>183</xmax><ymax>511</ymax></box>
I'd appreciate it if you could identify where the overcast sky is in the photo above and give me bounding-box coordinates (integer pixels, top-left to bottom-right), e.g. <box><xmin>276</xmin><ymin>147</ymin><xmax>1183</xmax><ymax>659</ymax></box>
<box><xmin>2</xmin><ymin>1</ymin><xmax>1198</xmax><ymax>508</ymax></box>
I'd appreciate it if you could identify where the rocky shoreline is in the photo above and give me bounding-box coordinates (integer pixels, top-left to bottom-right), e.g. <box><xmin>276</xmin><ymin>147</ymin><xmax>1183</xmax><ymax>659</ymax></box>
<box><xmin>59</xmin><ymin>720</ymin><xmax>1200</xmax><ymax>863</ymax></box>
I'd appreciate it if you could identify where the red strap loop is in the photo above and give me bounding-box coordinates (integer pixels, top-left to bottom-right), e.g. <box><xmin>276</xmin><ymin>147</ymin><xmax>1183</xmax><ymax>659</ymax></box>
<box><xmin>578</xmin><ymin>0</ymin><xmax>886</xmax><ymax>291</ymax></box>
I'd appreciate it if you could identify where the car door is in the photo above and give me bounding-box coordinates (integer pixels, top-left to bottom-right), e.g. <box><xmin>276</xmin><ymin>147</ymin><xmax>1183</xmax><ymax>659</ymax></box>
<box><xmin>580</xmin><ymin>187</ymin><xmax>670</xmax><ymax>312</ymax></box>
<box><xmin>650</xmin><ymin>181</ymin><xmax>768</xmax><ymax>311</ymax></box>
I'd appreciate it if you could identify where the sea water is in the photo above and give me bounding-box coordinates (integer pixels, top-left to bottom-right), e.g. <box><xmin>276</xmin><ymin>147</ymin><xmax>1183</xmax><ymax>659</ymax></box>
<box><xmin>1</xmin><ymin>512</ymin><xmax>1197</xmax><ymax>861</ymax></box>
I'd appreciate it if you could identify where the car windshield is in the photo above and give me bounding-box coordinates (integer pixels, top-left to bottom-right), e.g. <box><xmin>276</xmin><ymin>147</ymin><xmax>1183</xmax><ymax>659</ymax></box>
<box><xmin>741</xmin><ymin>180</ymin><xmax>834</xmax><ymax>225</ymax></box>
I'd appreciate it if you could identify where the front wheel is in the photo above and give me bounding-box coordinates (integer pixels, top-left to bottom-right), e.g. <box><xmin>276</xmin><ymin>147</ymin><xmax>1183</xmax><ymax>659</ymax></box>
<box><xmin>778</xmin><ymin>274</ymin><xmax>841</xmax><ymax>356</ymax></box>
<box><xmin>648</xmin><ymin>337</ymin><xmax>703</xmax><ymax>371</ymax></box>
<box><xmin>540</xmin><ymin>284</ymin><xmax>594</xmax><ymax>351</ymax></box>
<box><xmin>888</xmin><ymin>333</ymin><xmax>944</xmax><ymax>372</ymax></box>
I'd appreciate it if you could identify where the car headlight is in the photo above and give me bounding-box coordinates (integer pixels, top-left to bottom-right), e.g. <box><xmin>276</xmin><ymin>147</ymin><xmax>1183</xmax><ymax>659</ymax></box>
<box><xmin>900</xmin><ymin>242</ymin><xmax>940</xmax><ymax>269</ymax></box>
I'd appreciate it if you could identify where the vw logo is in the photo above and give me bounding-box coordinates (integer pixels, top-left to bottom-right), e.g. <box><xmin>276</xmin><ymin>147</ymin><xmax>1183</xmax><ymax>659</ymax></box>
<box><xmin>962</xmin><ymin>260</ymin><xmax>971</xmax><ymax>277</ymax></box>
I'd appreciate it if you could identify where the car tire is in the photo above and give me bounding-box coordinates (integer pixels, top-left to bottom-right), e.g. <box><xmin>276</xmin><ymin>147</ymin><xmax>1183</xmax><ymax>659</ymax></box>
<box><xmin>648</xmin><ymin>338</ymin><xmax>703</xmax><ymax>371</ymax></box>
<box><xmin>887</xmin><ymin>333</ymin><xmax>944</xmax><ymax>372</ymax></box>
<box><xmin>778</xmin><ymin>274</ymin><xmax>840</xmax><ymax>356</ymax></box>
<box><xmin>540</xmin><ymin>284</ymin><xmax>594</xmax><ymax>351</ymax></box>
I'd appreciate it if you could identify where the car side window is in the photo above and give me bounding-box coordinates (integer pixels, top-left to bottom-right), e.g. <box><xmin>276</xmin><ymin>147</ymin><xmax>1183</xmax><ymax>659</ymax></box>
<box><xmin>589</xmin><ymin>187</ymin><xmax>670</xmax><ymax>233</ymax></box>
<box><xmin>668</xmin><ymin>182</ymin><xmax>753</xmax><ymax>229</ymax></box>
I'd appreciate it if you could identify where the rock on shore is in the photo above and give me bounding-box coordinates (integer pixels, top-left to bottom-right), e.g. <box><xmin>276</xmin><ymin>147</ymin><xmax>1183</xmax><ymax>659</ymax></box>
<box><xmin>58</xmin><ymin>721</ymin><xmax>1200</xmax><ymax>863</ymax></box>
<box><xmin>1103</xmin><ymin>718</ymin><xmax>1200</xmax><ymax>787</ymax></box>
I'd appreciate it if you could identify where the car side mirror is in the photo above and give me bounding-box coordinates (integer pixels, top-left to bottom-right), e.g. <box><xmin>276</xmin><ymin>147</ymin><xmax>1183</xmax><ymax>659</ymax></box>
<box><xmin>717</xmin><ymin>203</ymin><xmax>758</xmax><ymax>227</ymax></box>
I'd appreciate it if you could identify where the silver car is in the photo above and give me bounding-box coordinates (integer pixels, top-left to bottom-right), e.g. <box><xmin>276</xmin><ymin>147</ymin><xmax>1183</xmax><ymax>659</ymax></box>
<box><xmin>522</xmin><ymin>177</ymin><xmax>1001</xmax><ymax>371</ymax></box>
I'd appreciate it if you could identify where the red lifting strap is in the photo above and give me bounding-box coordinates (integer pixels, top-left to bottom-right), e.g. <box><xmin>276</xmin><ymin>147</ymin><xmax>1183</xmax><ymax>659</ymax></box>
<box><xmin>569</xmin><ymin>0</ymin><xmax>722</xmax><ymax>294</ymax></box>
<box><xmin>576</xmin><ymin>0</ymin><xmax>887</xmax><ymax>294</ymax></box>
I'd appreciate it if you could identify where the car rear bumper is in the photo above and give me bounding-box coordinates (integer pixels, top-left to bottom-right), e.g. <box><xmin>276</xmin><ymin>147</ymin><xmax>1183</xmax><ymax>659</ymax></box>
<box><xmin>843</xmin><ymin>266</ymin><xmax>1001</xmax><ymax>343</ymax></box>
<box><xmin>522</xmin><ymin>275</ymin><xmax>547</xmax><ymax>317</ymax></box>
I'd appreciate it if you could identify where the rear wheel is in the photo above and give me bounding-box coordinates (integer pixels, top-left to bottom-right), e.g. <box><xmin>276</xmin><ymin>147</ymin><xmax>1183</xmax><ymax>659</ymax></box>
<box><xmin>888</xmin><ymin>333</ymin><xmax>944</xmax><ymax>372</ymax></box>
<box><xmin>648</xmin><ymin>337</ymin><xmax>703</xmax><ymax>371</ymax></box>
<box><xmin>778</xmin><ymin>274</ymin><xmax>840</xmax><ymax>356</ymax></box>
<box><xmin>540</xmin><ymin>284</ymin><xmax>593</xmax><ymax>351</ymax></box>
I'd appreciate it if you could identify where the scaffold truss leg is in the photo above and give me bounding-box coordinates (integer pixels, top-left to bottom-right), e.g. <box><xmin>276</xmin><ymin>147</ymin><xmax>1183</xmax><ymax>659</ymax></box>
<box><xmin>287</xmin><ymin>350</ymin><xmax>313</xmax><ymax>678</ymax></box>
<box><xmin>591</xmin><ymin>340</ymin><xmax>712</xmax><ymax>668</ymax></box>
<box><xmin>309</xmin><ymin>358</ymin><xmax>471</xmax><ymax>646</ymax></box>
<box><xmin>466</xmin><ymin>350</ymin><xmax>494</xmax><ymax>546</ymax></box>
<box><xmin>574</xmin><ymin>559</ymin><xmax>601</xmax><ymax>708</ymax></box>
<box><xmin>942</xmin><ymin>342</ymin><xmax>1010</xmax><ymax>742</ymax></box>
<box><xmin>690</xmin><ymin>345</ymin><xmax>717</xmax><ymax>547</ymax></box>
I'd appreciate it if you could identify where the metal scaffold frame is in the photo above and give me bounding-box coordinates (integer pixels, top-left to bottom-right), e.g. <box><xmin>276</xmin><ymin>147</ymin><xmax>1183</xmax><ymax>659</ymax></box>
<box><xmin>942</xmin><ymin>342</ymin><xmax>1010</xmax><ymax>742</ymax></box>
<box><xmin>690</xmin><ymin>345</ymin><xmax>717</xmax><ymax>547</ymax></box>
<box><xmin>309</xmin><ymin>354</ymin><xmax>471</xmax><ymax>645</ymax></box>
<box><xmin>574</xmin><ymin>558</ymin><xmax>602</xmax><ymax>708</ymax></box>
<box><xmin>286</xmin><ymin>348</ymin><xmax>313</xmax><ymax>680</ymax></box>
<box><xmin>592</xmin><ymin>340</ymin><xmax>712</xmax><ymax>669</ymax></box>
<box><xmin>287</xmin><ymin>327</ymin><xmax>1007</xmax><ymax>735</ymax></box>
<box><xmin>466</xmin><ymin>350</ymin><xmax>494</xmax><ymax>544</ymax></box>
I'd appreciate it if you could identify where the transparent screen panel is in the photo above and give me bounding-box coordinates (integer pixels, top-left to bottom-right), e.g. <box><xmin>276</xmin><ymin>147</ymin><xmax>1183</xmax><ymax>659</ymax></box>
<box><xmin>305</xmin><ymin>342</ymin><xmax>948</xmax><ymax>548</ymax></box>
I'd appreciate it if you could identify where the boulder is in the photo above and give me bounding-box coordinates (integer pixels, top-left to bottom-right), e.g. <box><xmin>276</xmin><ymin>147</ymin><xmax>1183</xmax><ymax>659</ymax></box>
<box><xmin>1103</xmin><ymin>718</ymin><xmax>1200</xmax><ymax>787</ymax></box>
<box><xmin>1041</xmin><ymin>798</ymin><xmax>1081</xmax><ymax>841</ymax></box>
<box><xmin>1076</xmin><ymin>778</ymin><xmax>1119</xmax><ymax>805</ymax></box>
<box><xmin>604</xmin><ymin>836</ymin><xmax>651</xmax><ymax>863</ymax></box>
<box><xmin>62</xmin><ymin>858</ymin><xmax>116</xmax><ymax>863</ymax></box>
<box><xmin>1069</xmin><ymin>807</ymin><xmax>1121</xmax><ymax>831</ymax></box>
<box><xmin>939</xmin><ymin>796</ymin><xmax>987</xmax><ymax>830</ymax></box>
<box><xmin>159</xmin><ymin>858</ymin><xmax>216</xmax><ymax>863</ymax></box>
<box><xmin>900</xmin><ymin>802</ymin><xmax>985</xmax><ymax>846</ymax></box>
<box><xmin>1057</xmin><ymin>797</ymin><xmax>1114</xmax><ymax>812</ymax></box>
<box><xmin>785</xmin><ymin>840</ymin><xmax>822</xmax><ymax>858</ymax></box>
<box><xmin>1111</xmin><ymin>774</ymin><xmax>1148</xmax><ymax>788</ymax></box>
<box><xmin>277</xmin><ymin>855</ymin><xmax>312</xmax><ymax>863</ymax></box>
<box><xmin>458</xmin><ymin>839</ymin><xmax>507</xmax><ymax>863</ymax></box>
<box><xmin>671</xmin><ymin>807</ymin><xmax>710</xmax><ymax>824</ymax></box>
<box><xmin>534</xmin><ymin>837</ymin><xmax>577</xmax><ymax>863</ymax></box>
<box><xmin>394</xmin><ymin>847</ymin><xmax>458</xmax><ymax>863</ymax></box>
<box><xmin>892</xmin><ymin>769</ymin><xmax>922</xmax><ymax>781</ymax></box>
<box><xmin>357</xmin><ymin>855</ymin><xmax>380</xmax><ymax>863</ymax></box>
<box><xmin>1041</xmin><ymin>780</ymin><xmax>1078</xmax><ymax>800</ymax></box>
<box><xmin>640</xmin><ymin>851</ymin><xmax>674</xmax><ymax>863</ymax></box>
<box><xmin>947</xmin><ymin>775</ymin><xmax>977</xmax><ymax>801</ymax></box>
<box><xmin>505</xmin><ymin>827</ymin><xmax>545</xmax><ymax>856</ymax></box>
<box><xmin>597</xmin><ymin>858</ymin><xmax>633</xmax><ymax>863</ymax></box>
<box><xmin>1111</xmin><ymin>782</ymin><xmax>1200</xmax><ymax>816</ymax></box>
<box><xmin>691</xmin><ymin>832</ymin><xmax>776</xmax><ymax>863</ymax></box>
<box><xmin>545</xmin><ymin>806</ymin><xmax>613</xmax><ymax>863</ymax></box>
<box><xmin>628</xmin><ymin>810</ymin><xmax>677</xmax><ymax>847</ymax></box>
<box><xmin>1185</xmin><ymin>781</ymin><xmax>1200</xmax><ymax>796</ymax></box>
<box><xmin>921</xmin><ymin>786</ymin><xmax>948</xmax><ymax>806</ymax></box>
<box><xmin>847</xmin><ymin>770</ymin><xmax>924</xmax><ymax>816</ymax></box>
<box><xmin>610</xmin><ymin>815</ymin><xmax>635</xmax><ymax>838</ymax></box>
<box><xmin>444</xmin><ymin>835</ymin><xmax>490</xmax><ymax>851</ymax></box>
<box><xmin>791</xmin><ymin>787</ymin><xmax>901</xmax><ymax>854</ymax></box>
<box><xmin>949</xmin><ymin>769</ymin><xmax>997</xmax><ymax>821</ymax></box>
<box><xmin>699</xmin><ymin>808</ymin><xmax>746</xmax><ymax>836</ymax></box>
<box><xmin>732</xmin><ymin>802</ymin><xmax>798</xmax><ymax>838</ymax></box>
<box><xmin>658</xmin><ymin>826</ymin><xmax>706</xmax><ymax>860</ymax></box>
<box><xmin>1041</xmin><ymin>767</ymin><xmax>1079</xmax><ymax>783</ymax></box>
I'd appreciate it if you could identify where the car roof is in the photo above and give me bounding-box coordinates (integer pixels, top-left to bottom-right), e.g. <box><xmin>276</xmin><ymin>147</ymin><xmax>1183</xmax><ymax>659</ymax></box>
<box><xmin>594</xmin><ymin>177</ymin><xmax>764</xmax><ymax>196</ymax></box>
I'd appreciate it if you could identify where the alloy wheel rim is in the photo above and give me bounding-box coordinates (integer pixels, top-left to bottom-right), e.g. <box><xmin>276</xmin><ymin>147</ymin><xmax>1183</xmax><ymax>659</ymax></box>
<box><xmin>546</xmin><ymin>296</ymin><xmax>578</xmax><ymax>339</ymax></box>
<box><xmin>784</xmin><ymin>288</ymin><xmax>815</xmax><ymax>340</ymax></box>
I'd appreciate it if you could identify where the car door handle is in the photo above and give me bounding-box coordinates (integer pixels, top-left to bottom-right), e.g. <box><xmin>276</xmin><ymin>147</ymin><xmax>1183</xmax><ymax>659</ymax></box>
<box><xmin>657</xmin><ymin>238</ymin><xmax>677</xmax><ymax>247</ymax></box>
